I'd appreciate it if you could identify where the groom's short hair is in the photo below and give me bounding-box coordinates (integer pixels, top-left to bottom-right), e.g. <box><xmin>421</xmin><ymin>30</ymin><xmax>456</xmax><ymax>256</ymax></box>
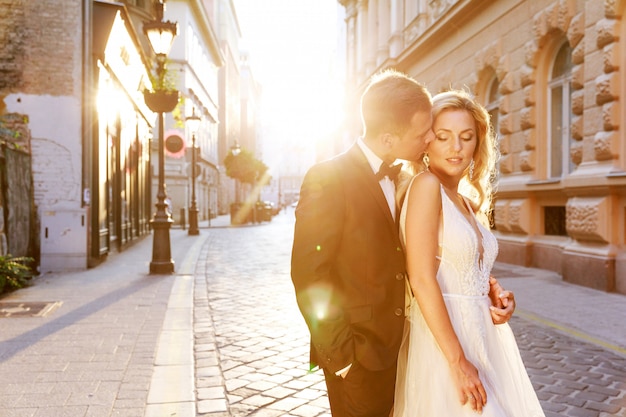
<box><xmin>361</xmin><ymin>69</ymin><xmax>432</xmax><ymax>138</ymax></box>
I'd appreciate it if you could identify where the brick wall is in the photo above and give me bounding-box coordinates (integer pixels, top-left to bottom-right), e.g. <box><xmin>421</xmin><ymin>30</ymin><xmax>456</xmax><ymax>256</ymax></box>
<box><xmin>0</xmin><ymin>0</ymin><xmax>84</xmax><ymax>240</ymax></box>
<box><xmin>0</xmin><ymin>0</ymin><xmax>82</xmax><ymax>96</ymax></box>
<box><xmin>0</xmin><ymin>0</ymin><xmax>26</xmax><ymax>92</ymax></box>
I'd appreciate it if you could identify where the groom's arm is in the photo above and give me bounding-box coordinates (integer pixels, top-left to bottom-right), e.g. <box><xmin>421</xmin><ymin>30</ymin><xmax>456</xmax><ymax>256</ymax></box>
<box><xmin>291</xmin><ymin>162</ymin><xmax>353</xmax><ymax>374</ymax></box>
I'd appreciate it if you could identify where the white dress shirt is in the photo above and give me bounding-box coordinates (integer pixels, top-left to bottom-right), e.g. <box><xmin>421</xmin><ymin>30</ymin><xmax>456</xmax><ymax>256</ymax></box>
<box><xmin>357</xmin><ymin>138</ymin><xmax>397</xmax><ymax>220</ymax></box>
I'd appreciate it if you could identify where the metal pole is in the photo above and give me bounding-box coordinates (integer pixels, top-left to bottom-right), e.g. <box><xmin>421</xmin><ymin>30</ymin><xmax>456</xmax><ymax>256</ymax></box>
<box><xmin>188</xmin><ymin>132</ymin><xmax>199</xmax><ymax>235</ymax></box>
<box><xmin>143</xmin><ymin>6</ymin><xmax>178</xmax><ymax>275</ymax></box>
<box><xmin>149</xmin><ymin>90</ymin><xmax>175</xmax><ymax>273</ymax></box>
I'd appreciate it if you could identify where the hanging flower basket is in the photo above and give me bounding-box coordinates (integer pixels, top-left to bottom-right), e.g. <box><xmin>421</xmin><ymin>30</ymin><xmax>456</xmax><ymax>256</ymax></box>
<box><xmin>143</xmin><ymin>90</ymin><xmax>179</xmax><ymax>113</ymax></box>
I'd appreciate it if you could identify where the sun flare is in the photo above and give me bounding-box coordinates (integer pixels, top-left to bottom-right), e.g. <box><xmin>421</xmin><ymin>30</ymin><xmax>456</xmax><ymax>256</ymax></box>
<box><xmin>234</xmin><ymin>0</ymin><xmax>344</xmax><ymax>169</ymax></box>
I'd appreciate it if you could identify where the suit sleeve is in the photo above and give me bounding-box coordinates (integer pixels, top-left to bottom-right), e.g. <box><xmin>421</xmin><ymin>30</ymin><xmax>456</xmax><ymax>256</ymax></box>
<box><xmin>291</xmin><ymin>162</ymin><xmax>353</xmax><ymax>373</ymax></box>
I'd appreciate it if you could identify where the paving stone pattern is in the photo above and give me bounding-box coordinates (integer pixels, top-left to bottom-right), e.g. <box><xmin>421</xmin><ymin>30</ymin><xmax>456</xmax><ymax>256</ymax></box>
<box><xmin>194</xmin><ymin>214</ymin><xmax>329</xmax><ymax>417</ymax></box>
<box><xmin>193</xmin><ymin>212</ymin><xmax>626</xmax><ymax>417</ymax></box>
<box><xmin>0</xmin><ymin>262</ymin><xmax>175</xmax><ymax>417</ymax></box>
<box><xmin>513</xmin><ymin>318</ymin><xmax>626</xmax><ymax>417</ymax></box>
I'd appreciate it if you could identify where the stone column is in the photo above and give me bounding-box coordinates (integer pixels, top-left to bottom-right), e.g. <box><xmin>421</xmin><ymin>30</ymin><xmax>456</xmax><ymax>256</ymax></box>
<box><xmin>389</xmin><ymin>0</ymin><xmax>403</xmax><ymax>58</ymax></box>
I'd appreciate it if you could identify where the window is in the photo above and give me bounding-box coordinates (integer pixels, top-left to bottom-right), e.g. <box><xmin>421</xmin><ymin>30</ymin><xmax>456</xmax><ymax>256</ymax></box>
<box><xmin>485</xmin><ymin>75</ymin><xmax>500</xmax><ymax>139</ymax></box>
<box><xmin>548</xmin><ymin>43</ymin><xmax>573</xmax><ymax>178</ymax></box>
<box><xmin>484</xmin><ymin>75</ymin><xmax>500</xmax><ymax>230</ymax></box>
<box><xmin>544</xmin><ymin>206</ymin><xmax>567</xmax><ymax>236</ymax></box>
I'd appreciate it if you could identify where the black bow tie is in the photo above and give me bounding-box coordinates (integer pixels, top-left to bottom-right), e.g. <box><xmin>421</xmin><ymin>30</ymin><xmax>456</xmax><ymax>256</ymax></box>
<box><xmin>376</xmin><ymin>162</ymin><xmax>402</xmax><ymax>181</ymax></box>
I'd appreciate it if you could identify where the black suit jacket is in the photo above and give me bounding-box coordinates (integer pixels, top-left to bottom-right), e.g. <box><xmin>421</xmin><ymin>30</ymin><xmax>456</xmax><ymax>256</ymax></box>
<box><xmin>291</xmin><ymin>143</ymin><xmax>407</xmax><ymax>374</ymax></box>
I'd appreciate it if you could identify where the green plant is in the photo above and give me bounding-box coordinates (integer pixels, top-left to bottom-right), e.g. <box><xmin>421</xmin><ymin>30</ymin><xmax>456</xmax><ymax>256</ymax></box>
<box><xmin>223</xmin><ymin>147</ymin><xmax>270</xmax><ymax>185</ymax></box>
<box><xmin>0</xmin><ymin>255</ymin><xmax>34</xmax><ymax>294</ymax></box>
<box><xmin>171</xmin><ymin>95</ymin><xmax>186</xmax><ymax>128</ymax></box>
<box><xmin>144</xmin><ymin>58</ymin><xmax>185</xmax><ymax>124</ymax></box>
<box><xmin>146</xmin><ymin>58</ymin><xmax>178</xmax><ymax>93</ymax></box>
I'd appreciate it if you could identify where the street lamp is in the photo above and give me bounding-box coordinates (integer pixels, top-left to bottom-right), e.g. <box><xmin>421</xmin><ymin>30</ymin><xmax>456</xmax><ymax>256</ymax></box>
<box><xmin>231</xmin><ymin>141</ymin><xmax>241</xmax><ymax>155</ymax></box>
<box><xmin>186</xmin><ymin>108</ymin><xmax>201</xmax><ymax>235</ymax></box>
<box><xmin>143</xmin><ymin>0</ymin><xmax>178</xmax><ymax>274</ymax></box>
<box><xmin>231</xmin><ymin>141</ymin><xmax>241</xmax><ymax>205</ymax></box>
<box><xmin>207</xmin><ymin>175</ymin><xmax>214</xmax><ymax>228</ymax></box>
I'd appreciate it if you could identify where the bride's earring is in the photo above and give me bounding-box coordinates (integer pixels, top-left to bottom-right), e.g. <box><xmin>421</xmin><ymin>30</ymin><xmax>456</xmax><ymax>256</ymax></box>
<box><xmin>423</xmin><ymin>153</ymin><xmax>430</xmax><ymax>170</ymax></box>
<box><xmin>468</xmin><ymin>159</ymin><xmax>475</xmax><ymax>181</ymax></box>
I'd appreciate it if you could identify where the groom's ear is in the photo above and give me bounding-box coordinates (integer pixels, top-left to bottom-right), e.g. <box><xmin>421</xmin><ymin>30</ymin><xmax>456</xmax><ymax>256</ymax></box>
<box><xmin>377</xmin><ymin>133</ymin><xmax>397</xmax><ymax>162</ymax></box>
<box><xmin>381</xmin><ymin>132</ymin><xmax>394</xmax><ymax>148</ymax></box>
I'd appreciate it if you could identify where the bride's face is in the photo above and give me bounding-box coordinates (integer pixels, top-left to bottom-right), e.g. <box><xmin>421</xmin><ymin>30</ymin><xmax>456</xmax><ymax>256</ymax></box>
<box><xmin>428</xmin><ymin>109</ymin><xmax>477</xmax><ymax>184</ymax></box>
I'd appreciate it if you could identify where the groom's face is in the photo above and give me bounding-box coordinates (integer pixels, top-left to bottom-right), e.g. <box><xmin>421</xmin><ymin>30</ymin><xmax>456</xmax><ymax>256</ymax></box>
<box><xmin>389</xmin><ymin>109</ymin><xmax>434</xmax><ymax>162</ymax></box>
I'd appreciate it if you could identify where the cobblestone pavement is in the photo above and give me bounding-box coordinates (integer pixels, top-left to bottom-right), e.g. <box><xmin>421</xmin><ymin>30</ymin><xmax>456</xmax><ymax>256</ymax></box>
<box><xmin>194</xmin><ymin>211</ymin><xmax>626</xmax><ymax>417</ymax></box>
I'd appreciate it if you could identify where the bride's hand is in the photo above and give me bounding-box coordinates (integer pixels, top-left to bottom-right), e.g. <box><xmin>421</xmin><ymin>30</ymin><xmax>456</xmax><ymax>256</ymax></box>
<box><xmin>454</xmin><ymin>358</ymin><xmax>487</xmax><ymax>413</ymax></box>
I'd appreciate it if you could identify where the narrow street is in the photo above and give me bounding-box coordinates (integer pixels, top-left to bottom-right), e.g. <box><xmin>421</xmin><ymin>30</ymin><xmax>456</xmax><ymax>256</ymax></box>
<box><xmin>0</xmin><ymin>210</ymin><xmax>624</xmax><ymax>416</ymax></box>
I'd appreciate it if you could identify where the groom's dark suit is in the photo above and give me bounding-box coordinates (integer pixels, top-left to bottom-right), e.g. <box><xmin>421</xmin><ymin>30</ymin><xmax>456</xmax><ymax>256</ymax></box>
<box><xmin>291</xmin><ymin>143</ymin><xmax>407</xmax><ymax>415</ymax></box>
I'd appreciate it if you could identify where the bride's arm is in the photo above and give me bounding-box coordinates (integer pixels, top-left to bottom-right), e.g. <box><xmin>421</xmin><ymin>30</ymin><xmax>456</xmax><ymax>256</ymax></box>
<box><xmin>404</xmin><ymin>172</ymin><xmax>487</xmax><ymax>412</ymax></box>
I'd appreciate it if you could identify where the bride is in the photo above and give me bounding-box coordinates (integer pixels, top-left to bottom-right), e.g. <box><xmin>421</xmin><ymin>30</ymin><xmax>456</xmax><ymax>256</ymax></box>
<box><xmin>394</xmin><ymin>89</ymin><xmax>545</xmax><ymax>416</ymax></box>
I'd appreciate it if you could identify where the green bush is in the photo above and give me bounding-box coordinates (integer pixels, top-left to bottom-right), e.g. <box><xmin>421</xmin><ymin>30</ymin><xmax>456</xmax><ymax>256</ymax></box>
<box><xmin>0</xmin><ymin>255</ymin><xmax>34</xmax><ymax>294</ymax></box>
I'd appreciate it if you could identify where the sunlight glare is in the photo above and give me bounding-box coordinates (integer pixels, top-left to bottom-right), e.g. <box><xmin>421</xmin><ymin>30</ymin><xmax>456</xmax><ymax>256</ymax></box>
<box><xmin>234</xmin><ymin>0</ymin><xmax>345</xmax><ymax>169</ymax></box>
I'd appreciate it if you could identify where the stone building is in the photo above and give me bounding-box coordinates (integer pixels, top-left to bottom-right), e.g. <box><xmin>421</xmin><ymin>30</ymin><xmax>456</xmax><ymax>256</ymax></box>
<box><xmin>214</xmin><ymin>0</ymin><xmax>244</xmax><ymax>215</ymax></box>
<box><xmin>156</xmin><ymin>0</ymin><xmax>224</xmax><ymax>227</ymax></box>
<box><xmin>337</xmin><ymin>0</ymin><xmax>626</xmax><ymax>294</ymax></box>
<box><xmin>0</xmin><ymin>0</ymin><xmax>231</xmax><ymax>272</ymax></box>
<box><xmin>0</xmin><ymin>0</ymin><xmax>150</xmax><ymax>271</ymax></box>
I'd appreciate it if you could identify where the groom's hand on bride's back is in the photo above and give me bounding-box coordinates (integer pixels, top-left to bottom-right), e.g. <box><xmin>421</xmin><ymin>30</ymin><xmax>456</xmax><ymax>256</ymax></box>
<box><xmin>488</xmin><ymin>276</ymin><xmax>516</xmax><ymax>325</ymax></box>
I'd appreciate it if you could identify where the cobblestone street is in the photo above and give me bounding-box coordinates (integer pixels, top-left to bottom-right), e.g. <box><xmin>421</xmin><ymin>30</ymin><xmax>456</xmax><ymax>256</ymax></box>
<box><xmin>1</xmin><ymin>211</ymin><xmax>623</xmax><ymax>416</ymax></box>
<box><xmin>194</xmin><ymin>211</ymin><xmax>327</xmax><ymax>417</ymax></box>
<box><xmin>193</xmin><ymin>211</ymin><xmax>626</xmax><ymax>417</ymax></box>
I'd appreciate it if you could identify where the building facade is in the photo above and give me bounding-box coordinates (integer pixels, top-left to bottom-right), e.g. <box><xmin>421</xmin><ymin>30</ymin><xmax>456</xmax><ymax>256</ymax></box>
<box><xmin>158</xmin><ymin>0</ymin><xmax>224</xmax><ymax>226</ymax></box>
<box><xmin>91</xmin><ymin>1</ymin><xmax>155</xmax><ymax>267</ymax></box>
<box><xmin>1</xmin><ymin>0</ymin><xmax>156</xmax><ymax>271</ymax></box>
<box><xmin>338</xmin><ymin>0</ymin><xmax>626</xmax><ymax>294</ymax></box>
<box><xmin>214</xmin><ymin>0</ymin><xmax>242</xmax><ymax>215</ymax></box>
<box><xmin>0</xmin><ymin>0</ymin><xmax>232</xmax><ymax>272</ymax></box>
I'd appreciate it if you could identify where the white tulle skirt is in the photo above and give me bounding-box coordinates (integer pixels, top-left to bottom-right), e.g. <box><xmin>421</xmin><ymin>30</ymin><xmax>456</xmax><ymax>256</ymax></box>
<box><xmin>393</xmin><ymin>294</ymin><xmax>545</xmax><ymax>417</ymax></box>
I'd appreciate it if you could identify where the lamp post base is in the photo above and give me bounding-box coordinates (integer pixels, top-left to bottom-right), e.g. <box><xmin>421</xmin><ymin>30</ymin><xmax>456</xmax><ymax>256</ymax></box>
<box><xmin>149</xmin><ymin>217</ymin><xmax>175</xmax><ymax>274</ymax></box>
<box><xmin>149</xmin><ymin>259</ymin><xmax>175</xmax><ymax>274</ymax></box>
<box><xmin>188</xmin><ymin>206</ymin><xmax>199</xmax><ymax>235</ymax></box>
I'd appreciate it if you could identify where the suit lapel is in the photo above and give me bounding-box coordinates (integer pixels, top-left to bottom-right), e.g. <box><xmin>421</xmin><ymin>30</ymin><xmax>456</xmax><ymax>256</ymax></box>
<box><xmin>345</xmin><ymin>144</ymin><xmax>397</xmax><ymax>232</ymax></box>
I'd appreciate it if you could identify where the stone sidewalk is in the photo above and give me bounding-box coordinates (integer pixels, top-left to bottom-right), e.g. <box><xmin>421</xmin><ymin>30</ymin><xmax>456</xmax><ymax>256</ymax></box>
<box><xmin>493</xmin><ymin>263</ymin><xmax>626</xmax><ymax>353</ymax></box>
<box><xmin>0</xmin><ymin>225</ymin><xmax>207</xmax><ymax>417</ymax></box>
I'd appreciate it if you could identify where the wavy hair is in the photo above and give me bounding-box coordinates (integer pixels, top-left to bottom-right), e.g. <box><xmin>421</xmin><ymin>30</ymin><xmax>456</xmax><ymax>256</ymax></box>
<box><xmin>398</xmin><ymin>89</ymin><xmax>498</xmax><ymax>223</ymax></box>
<box><xmin>431</xmin><ymin>89</ymin><xmax>499</xmax><ymax>221</ymax></box>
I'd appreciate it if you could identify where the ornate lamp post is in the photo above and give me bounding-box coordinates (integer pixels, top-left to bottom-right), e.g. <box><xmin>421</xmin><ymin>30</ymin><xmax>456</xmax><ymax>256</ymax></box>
<box><xmin>207</xmin><ymin>175</ymin><xmax>214</xmax><ymax>228</ymax></box>
<box><xmin>231</xmin><ymin>141</ymin><xmax>241</xmax><ymax>205</ymax></box>
<box><xmin>143</xmin><ymin>1</ymin><xmax>178</xmax><ymax>274</ymax></box>
<box><xmin>185</xmin><ymin>108</ymin><xmax>201</xmax><ymax>235</ymax></box>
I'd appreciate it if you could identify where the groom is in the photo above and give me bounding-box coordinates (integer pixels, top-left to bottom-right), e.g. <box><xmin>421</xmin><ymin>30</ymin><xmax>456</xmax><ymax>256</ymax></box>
<box><xmin>291</xmin><ymin>69</ymin><xmax>514</xmax><ymax>416</ymax></box>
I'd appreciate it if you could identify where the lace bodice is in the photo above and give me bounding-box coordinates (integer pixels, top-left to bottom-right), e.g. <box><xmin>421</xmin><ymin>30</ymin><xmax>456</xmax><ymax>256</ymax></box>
<box><xmin>400</xmin><ymin>180</ymin><xmax>498</xmax><ymax>297</ymax></box>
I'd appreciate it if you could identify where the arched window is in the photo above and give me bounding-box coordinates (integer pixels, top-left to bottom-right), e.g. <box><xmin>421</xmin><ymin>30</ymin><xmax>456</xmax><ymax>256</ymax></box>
<box><xmin>481</xmin><ymin>74</ymin><xmax>500</xmax><ymax>230</ymax></box>
<box><xmin>485</xmin><ymin>75</ymin><xmax>500</xmax><ymax>140</ymax></box>
<box><xmin>548</xmin><ymin>42</ymin><xmax>573</xmax><ymax>178</ymax></box>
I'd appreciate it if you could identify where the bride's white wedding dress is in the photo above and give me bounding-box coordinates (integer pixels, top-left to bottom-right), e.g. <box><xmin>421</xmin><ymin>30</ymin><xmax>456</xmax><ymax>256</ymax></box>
<box><xmin>394</xmin><ymin>182</ymin><xmax>545</xmax><ymax>417</ymax></box>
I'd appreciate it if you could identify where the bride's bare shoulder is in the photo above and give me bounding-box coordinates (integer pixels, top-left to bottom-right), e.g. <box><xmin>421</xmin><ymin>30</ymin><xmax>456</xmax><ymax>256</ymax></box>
<box><xmin>407</xmin><ymin>171</ymin><xmax>441</xmax><ymax>206</ymax></box>
<box><xmin>410</xmin><ymin>170</ymin><xmax>440</xmax><ymax>190</ymax></box>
